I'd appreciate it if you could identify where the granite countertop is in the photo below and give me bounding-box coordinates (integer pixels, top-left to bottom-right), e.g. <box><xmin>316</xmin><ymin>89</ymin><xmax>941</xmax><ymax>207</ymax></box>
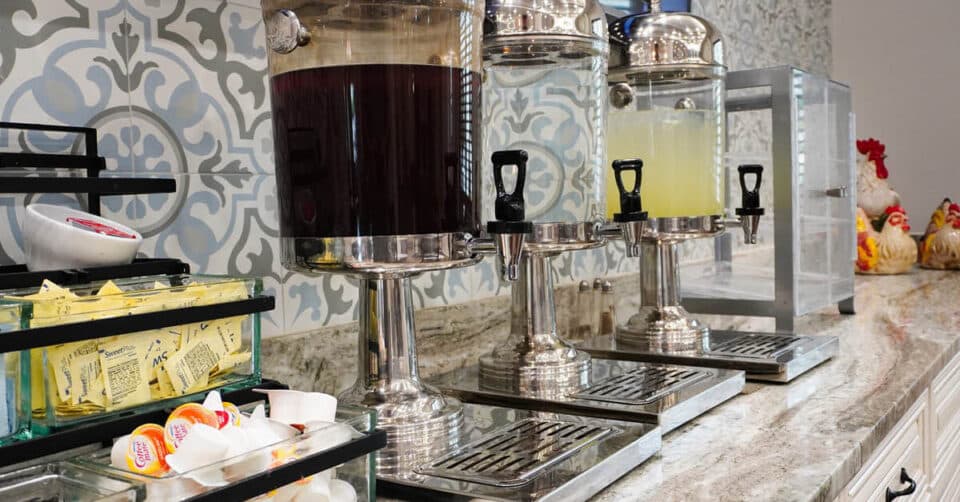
<box><xmin>594</xmin><ymin>269</ymin><xmax>960</xmax><ymax>502</ymax></box>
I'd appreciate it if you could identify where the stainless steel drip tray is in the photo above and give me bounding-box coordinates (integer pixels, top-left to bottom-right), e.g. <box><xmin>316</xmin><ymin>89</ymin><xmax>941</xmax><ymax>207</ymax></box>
<box><xmin>578</xmin><ymin>330</ymin><xmax>839</xmax><ymax>383</ymax></box>
<box><xmin>378</xmin><ymin>403</ymin><xmax>660</xmax><ymax>502</ymax></box>
<box><xmin>430</xmin><ymin>360</ymin><xmax>744</xmax><ymax>433</ymax></box>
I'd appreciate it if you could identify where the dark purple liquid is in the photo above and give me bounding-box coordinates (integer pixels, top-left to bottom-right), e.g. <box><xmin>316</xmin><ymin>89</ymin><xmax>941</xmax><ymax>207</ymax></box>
<box><xmin>270</xmin><ymin>64</ymin><xmax>481</xmax><ymax>238</ymax></box>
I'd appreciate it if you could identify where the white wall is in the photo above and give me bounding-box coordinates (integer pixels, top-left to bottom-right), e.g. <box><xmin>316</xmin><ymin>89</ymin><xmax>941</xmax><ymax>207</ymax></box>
<box><xmin>832</xmin><ymin>0</ymin><xmax>960</xmax><ymax>220</ymax></box>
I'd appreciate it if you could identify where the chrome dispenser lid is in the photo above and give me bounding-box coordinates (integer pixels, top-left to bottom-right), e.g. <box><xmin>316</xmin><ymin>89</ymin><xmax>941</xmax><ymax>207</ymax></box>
<box><xmin>484</xmin><ymin>0</ymin><xmax>607</xmax><ymax>43</ymax></box>
<box><xmin>608</xmin><ymin>1</ymin><xmax>724</xmax><ymax>82</ymax></box>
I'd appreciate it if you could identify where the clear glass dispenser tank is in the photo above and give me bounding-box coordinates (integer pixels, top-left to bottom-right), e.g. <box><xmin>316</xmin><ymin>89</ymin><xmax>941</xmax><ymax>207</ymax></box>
<box><xmin>604</xmin><ymin>9</ymin><xmax>726</xmax><ymax>219</ymax></box>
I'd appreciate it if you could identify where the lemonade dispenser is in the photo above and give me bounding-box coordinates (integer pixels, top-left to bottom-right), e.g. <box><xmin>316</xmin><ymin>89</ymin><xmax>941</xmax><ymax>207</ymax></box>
<box><xmin>599</xmin><ymin>3</ymin><xmax>764</xmax><ymax>349</ymax></box>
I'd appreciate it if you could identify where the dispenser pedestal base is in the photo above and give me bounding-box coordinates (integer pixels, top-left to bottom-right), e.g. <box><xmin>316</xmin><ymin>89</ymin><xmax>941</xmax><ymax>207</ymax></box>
<box><xmin>377</xmin><ymin>402</ymin><xmax>660</xmax><ymax>502</ymax></box>
<box><xmin>431</xmin><ymin>359</ymin><xmax>744</xmax><ymax>433</ymax></box>
<box><xmin>478</xmin><ymin>350</ymin><xmax>591</xmax><ymax>400</ymax></box>
<box><xmin>578</xmin><ymin>330</ymin><xmax>838</xmax><ymax>383</ymax></box>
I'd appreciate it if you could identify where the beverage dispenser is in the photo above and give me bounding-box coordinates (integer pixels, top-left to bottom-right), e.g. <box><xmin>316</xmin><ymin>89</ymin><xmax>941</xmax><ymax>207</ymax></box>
<box><xmin>580</xmin><ymin>3</ymin><xmax>837</xmax><ymax>383</ymax></box>
<box><xmin>261</xmin><ymin>1</ymin><xmax>660</xmax><ymax>498</ymax></box>
<box><xmin>432</xmin><ymin>0</ymin><xmax>745</xmax><ymax>435</ymax></box>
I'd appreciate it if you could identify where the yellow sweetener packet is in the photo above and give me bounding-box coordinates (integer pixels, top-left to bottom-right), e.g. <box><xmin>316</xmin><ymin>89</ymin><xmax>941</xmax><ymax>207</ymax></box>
<box><xmin>98</xmin><ymin>338</ymin><xmax>151</xmax><ymax>411</ymax></box>
<box><xmin>156</xmin><ymin>363</ymin><xmax>176</xmax><ymax>398</ymax></box>
<box><xmin>72</xmin><ymin>351</ymin><xmax>106</xmax><ymax>407</ymax></box>
<box><xmin>164</xmin><ymin>336</ymin><xmax>221</xmax><ymax>395</ymax></box>
<box><xmin>96</xmin><ymin>280</ymin><xmax>123</xmax><ymax>297</ymax></box>
<box><xmin>137</xmin><ymin>329</ymin><xmax>180</xmax><ymax>380</ymax></box>
<box><xmin>210</xmin><ymin>351</ymin><xmax>252</xmax><ymax>378</ymax></box>
<box><xmin>47</xmin><ymin>340</ymin><xmax>98</xmax><ymax>405</ymax></box>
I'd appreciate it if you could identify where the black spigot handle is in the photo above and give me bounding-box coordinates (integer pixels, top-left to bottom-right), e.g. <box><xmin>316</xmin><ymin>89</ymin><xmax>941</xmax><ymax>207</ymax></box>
<box><xmin>612</xmin><ymin>158</ymin><xmax>648</xmax><ymax>223</ymax></box>
<box><xmin>735</xmin><ymin>164</ymin><xmax>765</xmax><ymax>217</ymax></box>
<box><xmin>487</xmin><ymin>150</ymin><xmax>533</xmax><ymax>234</ymax></box>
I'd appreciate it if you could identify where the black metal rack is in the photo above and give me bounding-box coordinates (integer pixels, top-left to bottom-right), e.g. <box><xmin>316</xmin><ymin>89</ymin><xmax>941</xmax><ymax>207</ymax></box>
<box><xmin>0</xmin><ymin>258</ymin><xmax>190</xmax><ymax>290</ymax></box>
<box><xmin>0</xmin><ymin>122</ymin><xmax>386</xmax><ymax>499</ymax></box>
<box><xmin>0</xmin><ymin>379</ymin><xmax>388</xmax><ymax>501</ymax></box>
<box><xmin>0</xmin><ymin>122</ymin><xmax>175</xmax><ymax>215</ymax></box>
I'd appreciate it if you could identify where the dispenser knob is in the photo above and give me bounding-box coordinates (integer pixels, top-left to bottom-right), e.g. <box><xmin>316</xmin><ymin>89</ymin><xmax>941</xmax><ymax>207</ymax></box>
<box><xmin>486</xmin><ymin>150</ymin><xmax>533</xmax><ymax>283</ymax></box>
<box><xmin>266</xmin><ymin>9</ymin><xmax>311</xmax><ymax>54</ymax></box>
<box><xmin>735</xmin><ymin>164</ymin><xmax>765</xmax><ymax>217</ymax></box>
<box><xmin>487</xmin><ymin>150</ymin><xmax>534</xmax><ymax>235</ymax></box>
<box><xmin>611</xmin><ymin>159</ymin><xmax>648</xmax><ymax>223</ymax></box>
<box><xmin>735</xmin><ymin>164</ymin><xmax>765</xmax><ymax>244</ymax></box>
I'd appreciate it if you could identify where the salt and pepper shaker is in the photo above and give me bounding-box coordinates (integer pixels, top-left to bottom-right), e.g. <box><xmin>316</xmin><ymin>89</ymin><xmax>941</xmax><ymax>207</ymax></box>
<box><xmin>573</xmin><ymin>280</ymin><xmax>592</xmax><ymax>339</ymax></box>
<box><xmin>598</xmin><ymin>281</ymin><xmax>616</xmax><ymax>337</ymax></box>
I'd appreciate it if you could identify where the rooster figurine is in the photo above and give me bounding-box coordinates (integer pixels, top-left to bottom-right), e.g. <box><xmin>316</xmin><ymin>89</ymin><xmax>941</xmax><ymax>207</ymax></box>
<box><xmin>919</xmin><ymin>199</ymin><xmax>960</xmax><ymax>269</ymax></box>
<box><xmin>857</xmin><ymin>138</ymin><xmax>901</xmax><ymax>219</ymax></box>
<box><xmin>856</xmin><ymin>206</ymin><xmax>917</xmax><ymax>274</ymax></box>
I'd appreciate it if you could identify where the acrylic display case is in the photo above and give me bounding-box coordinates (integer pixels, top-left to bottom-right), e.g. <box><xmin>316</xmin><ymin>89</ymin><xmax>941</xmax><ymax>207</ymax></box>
<box><xmin>0</xmin><ymin>462</ymin><xmax>144</xmax><ymax>502</ymax></box>
<box><xmin>680</xmin><ymin>66</ymin><xmax>856</xmax><ymax>331</ymax></box>
<box><xmin>0</xmin><ymin>274</ymin><xmax>264</xmax><ymax>431</ymax></box>
<box><xmin>74</xmin><ymin>407</ymin><xmax>378</xmax><ymax>502</ymax></box>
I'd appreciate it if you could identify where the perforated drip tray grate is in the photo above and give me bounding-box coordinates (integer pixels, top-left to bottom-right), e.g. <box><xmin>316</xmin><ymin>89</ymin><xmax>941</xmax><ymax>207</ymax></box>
<box><xmin>708</xmin><ymin>333</ymin><xmax>801</xmax><ymax>359</ymax></box>
<box><xmin>577</xmin><ymin>330</ymin><xmax>840</xmax><ymax>383</ymax></box>
<box><xmin>571</xmin><ymin>367</ymin><xmax>710</xmax><ymax>405</ymax></box>
<box><xmin>378</xmin><ymin>403</ymin><xmax>660</xmax><ymax>501</ymax></box>
<box><xmin>416</xmin><ymin>418</ymin><xmax>614</xmax><ymax>487</ymax></box>
<box><xmin>431</xmin><ymin>359</ymin><xmax>744</xmax><ymax>434</ymax></box>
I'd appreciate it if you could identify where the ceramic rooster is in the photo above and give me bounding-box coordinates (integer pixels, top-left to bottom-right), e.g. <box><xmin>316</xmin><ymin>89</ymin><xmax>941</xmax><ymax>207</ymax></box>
<box><xmin>919</xmin><ymin>199</ymin><xmax>960</xmax><ymax>269</ymax></box>
<box><xmin>856</xmin><ymin>138</ymin><xmax>901</xmax><ymax>219</ymax></box>
<box><xmin>856</xmin><ymin>206</ymin><xmax>917</xmax><ymax>274</ymax></box>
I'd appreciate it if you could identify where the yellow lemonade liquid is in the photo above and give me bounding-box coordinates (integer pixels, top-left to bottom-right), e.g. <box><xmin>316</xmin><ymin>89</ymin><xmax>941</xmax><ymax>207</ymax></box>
<box><xmin>605</xmin><ymin>108</ymin><xmax>724</xmax><ymax>219</ymax></box>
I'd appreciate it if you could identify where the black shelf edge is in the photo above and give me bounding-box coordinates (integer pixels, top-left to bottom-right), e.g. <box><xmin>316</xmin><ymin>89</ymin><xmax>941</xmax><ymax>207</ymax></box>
<box><xmin>185</xmin><ymin>429</ymin><xmax>387</xmax><ymax>502</ymax></box>
<box><xmin>0</xmin><ymin>152</ymin><xmax>105</xmax><ymax>170</ymax></box>
<box><xmin>0</xmin><ymin>258</ymin><xmax>191</xmax><ymax>290</ymax></box>
<box><xmin>0</xmin><ymin>380</ymin><xmax>289</xmax><ymax>468</ymax></box>
<box><xmin>0</xmin><ymin>177</ymin><xmax>175</xmax><ymax>195</ymax></box>
<box><xmin>0</xmin><ymin>122</ymin><xmax>97</xmax><ymax>136</ymax></box>
<box><xmin>0</xmin><ymin>296</ymin><xmax>275</xmax><ymax>353</ymax></box>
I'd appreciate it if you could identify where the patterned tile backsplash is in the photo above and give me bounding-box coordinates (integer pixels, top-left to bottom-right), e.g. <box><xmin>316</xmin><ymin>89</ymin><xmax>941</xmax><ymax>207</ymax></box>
<box><xmin>0</xmin><ymin>0</ymin><xmax>832</xmax><ymax>341</ymax></box>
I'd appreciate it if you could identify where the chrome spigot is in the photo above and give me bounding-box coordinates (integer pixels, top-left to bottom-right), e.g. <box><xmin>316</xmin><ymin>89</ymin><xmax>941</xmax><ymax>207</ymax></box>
<box><xmin>735</xmin><ymin>164</ymin><xmax>765</xmax><ymax>244</ymax></box>
<box><xmin>486</xmin><ymin>150</ymin><xmax>533</xmax><ymax>282</ymax></box>
<box><xmin>611</xmin><ymin>158</ymin><xmax>648</xmax><ymax>257</ymax></box>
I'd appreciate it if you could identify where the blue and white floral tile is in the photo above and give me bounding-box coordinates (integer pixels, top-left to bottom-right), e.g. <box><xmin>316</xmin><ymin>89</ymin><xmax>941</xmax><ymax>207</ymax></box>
<box><xmin>410</xmin><ymin>267</ymin><xmax>474</xmax><ymax>309</ymax></box>
<box><xmin>0</xmin><ymin>1</ymin><xmax>133</xmax><ymax>171</ymax></box>
<box><xmin>123</xmin><ymin>0</ymin><xmax>272</xmax><ymax>176</ymax></box>
<box><xmin>282</xmin><ymin>272</ymin><xmax>358</xmax><ymax>336</ymax></box>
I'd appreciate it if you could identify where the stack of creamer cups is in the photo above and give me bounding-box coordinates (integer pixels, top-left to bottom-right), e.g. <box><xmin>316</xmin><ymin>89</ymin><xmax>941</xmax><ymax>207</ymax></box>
<box><xmin>111</xmin><ymin>389</ymin><xmax>357</xmax><ymax>501</ymax></box>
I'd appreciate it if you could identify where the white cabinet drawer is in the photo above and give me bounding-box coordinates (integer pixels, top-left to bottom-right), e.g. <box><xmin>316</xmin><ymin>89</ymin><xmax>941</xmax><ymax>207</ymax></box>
<box><xmin>844</xmin><ymin>393</ymin><xmax>928</xmax><ymax>502</ymax></box>
<box><xmin>931</xmin><ymin>350</ymin><xmax>960</xmax><ymax>483</ymax></box>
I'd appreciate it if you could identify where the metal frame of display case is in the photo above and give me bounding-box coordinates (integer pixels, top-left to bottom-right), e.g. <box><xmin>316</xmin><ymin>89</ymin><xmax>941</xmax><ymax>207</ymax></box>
<box><xmin>681</xmin><ymin>66</ymin><xmax>856</xmax><ymax>333</ymax></box>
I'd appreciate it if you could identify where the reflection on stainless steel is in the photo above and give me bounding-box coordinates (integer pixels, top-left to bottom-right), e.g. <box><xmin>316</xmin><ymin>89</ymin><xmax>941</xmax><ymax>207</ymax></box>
<box><xmin>617</xmin><ymin>238</ymin><xmax>711</xmax><ymax>350</ymax></box>
<box><xmin>492</xmin><ymin>231</ymin><xmax>527</xmax><ymax>283</ymax></box>
<box><xmin>479</xmin><ymin>254</ymin><xmax>592</xmax><ymax>400</ymax></box>
<box><xmin>379</xmin><ymin>403</ymin><xmax>661</xmax><ymax>502</ymax></box>
<box><xmin>571</xmin><ymin>366</ymin><xmax>710</xmax><ymax>406</ymax></box>
<box><xmin>338</xmin><ymin>277</ymin><xmax>464</xmax><ymax>474</ymax></box>
<box><xmin>281</xmin><ymin>233</ymin><xmax>480</xmax><ymax>277</ymax></box>
<box><xmin>416</xmin><ymin>418</ymin><xmax>614</xmax><ymax>487</ymax></box>
<box><xmin>433</xmin><ymin>359</ymin><xmax>745</xmax><ymax>433</ymax></box>
<box><xmin>579</xmin><ymin>331</ymin><xmax>839</xmax><ymax>383</ymax></box>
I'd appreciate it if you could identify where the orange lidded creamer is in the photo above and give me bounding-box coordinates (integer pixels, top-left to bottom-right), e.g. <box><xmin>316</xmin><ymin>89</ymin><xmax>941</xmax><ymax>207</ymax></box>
<box><xmin>164</xmin><ymin>402</ymin><xmax>219</xmax><ymax>452</ymax></box>
<box><xmin>126</xmin><ymin>423</ymin><xmax>169</xmax><ymax>475</ymax></box>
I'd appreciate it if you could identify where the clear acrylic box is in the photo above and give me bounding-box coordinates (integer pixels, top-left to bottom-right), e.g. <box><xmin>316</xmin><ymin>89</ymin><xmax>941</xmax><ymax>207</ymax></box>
<box><xmin>0</xmin><ymin>461</ymin><xmax>144</xmax><ymax>501</ymax></box>
<box><xmin>682</xmin><ymin>67</ymin><xmax>856</xmax><ymax>327</ymax></box>
<box><xmin>72</xmin><ymin>407</ymin><xmax>377</xmax><ymax>502</ymax></box>
<box><xmin>0</xmin><ymin>274</ymin><xmax>263</xmax><ymax>431</ymax></box>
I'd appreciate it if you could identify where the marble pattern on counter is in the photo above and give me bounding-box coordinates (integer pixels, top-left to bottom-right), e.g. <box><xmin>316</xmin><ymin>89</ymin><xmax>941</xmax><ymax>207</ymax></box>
<box><xmin>262</xmin><ymin>265</ymin><xmax>960</xmax><ymax>502</ymax></box>
<box><xmin>593</xmin><ymin>270</ymin><xmax>957</xmax><ymax>502</ymax></box>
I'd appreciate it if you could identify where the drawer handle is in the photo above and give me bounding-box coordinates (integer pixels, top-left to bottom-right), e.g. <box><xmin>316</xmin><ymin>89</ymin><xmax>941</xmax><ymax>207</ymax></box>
<box><xmin>885</xmin><ymin>468</ymin><xmax>917</xmax><ymax>501</ymax></box>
